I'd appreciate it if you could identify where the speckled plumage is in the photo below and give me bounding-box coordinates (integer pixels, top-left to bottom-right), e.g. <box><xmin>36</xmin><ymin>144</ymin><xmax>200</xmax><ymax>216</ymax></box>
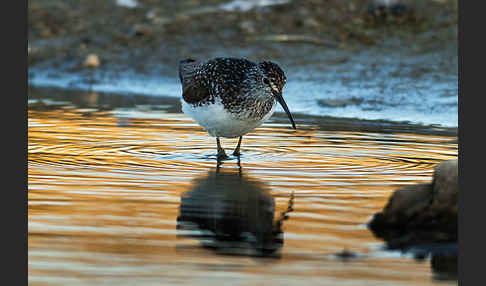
<box><xmin>179</xmin><ymin>57</ymin><xmax>295</xmax><ymax>158</ymax></box>
<box><xmin>180</xmin><ymin>58</ymin><xmax>283</xmax><ymax>119</ymax></box>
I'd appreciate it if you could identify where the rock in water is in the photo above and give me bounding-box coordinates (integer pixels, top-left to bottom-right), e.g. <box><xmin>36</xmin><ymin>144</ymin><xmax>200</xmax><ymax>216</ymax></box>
<box><xmin>430</xmin><ymin>159</ymin><xmax>458</xmax><ymax>216</ymax></box>
<box><xmin>368</xmin><ymin>159</ymin><xmax>458</xmax><ymax>249</ymax></box>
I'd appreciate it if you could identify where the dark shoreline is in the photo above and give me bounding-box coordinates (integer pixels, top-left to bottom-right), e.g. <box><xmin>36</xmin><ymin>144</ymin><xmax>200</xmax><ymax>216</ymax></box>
<box><xmin>28</xmin><ymin>84</ymin><xmax>458</xmax><ymax>137</ymax></box>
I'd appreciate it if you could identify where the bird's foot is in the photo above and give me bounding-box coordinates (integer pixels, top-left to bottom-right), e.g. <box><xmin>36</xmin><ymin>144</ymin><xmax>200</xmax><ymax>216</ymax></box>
<box><xmin>217</xmin><ymin>148</ymin><xmax>230</xmax><ymax>161</ymax></box>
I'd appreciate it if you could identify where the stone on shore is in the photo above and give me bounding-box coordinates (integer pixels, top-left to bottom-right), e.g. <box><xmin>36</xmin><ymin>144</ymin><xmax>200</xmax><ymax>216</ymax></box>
<box><xmin>83</xmin><ymin>54</ymin><xmax>100</xmax><ymax>69</ymax></box>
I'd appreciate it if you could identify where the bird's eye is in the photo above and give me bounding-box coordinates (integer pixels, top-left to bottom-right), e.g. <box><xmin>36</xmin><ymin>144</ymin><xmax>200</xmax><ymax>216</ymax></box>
<box><xmin>263</xmin><ymin>78</ymin><xmax>270</xmax><ymax>85</ymax></box>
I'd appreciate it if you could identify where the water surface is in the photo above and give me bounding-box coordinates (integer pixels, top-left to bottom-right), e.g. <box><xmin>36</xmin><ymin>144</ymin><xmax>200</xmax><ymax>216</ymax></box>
<box><xmin>28</xmin><ymin>37</ymin><xmax>458</xmax><ymax>128</ymax></box>
<box><xmin>28</xmin><ymin>88</ymin><xmax>458</xmax><ymax>285</ymax></box>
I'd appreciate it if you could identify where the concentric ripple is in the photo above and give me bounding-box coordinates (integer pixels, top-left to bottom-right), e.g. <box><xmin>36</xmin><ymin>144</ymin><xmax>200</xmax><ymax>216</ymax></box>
<box><xmin>28</xmin><ymin>104</ymin><xmax>458</xmax><ymax>286</ymax></box>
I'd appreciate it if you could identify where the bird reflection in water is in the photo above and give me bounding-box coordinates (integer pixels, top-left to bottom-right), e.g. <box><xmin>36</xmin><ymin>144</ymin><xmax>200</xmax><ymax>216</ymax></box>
<box><xmin>177</xmin><ymin>160</ymin><xmax>294</xmax><ymax>257</ymax></box>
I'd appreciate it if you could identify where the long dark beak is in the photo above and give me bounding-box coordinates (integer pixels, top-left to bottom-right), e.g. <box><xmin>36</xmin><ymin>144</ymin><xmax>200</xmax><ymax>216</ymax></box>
<box><xmin>275</xmin><ymin>92</ymin><xmax>296</xmax><ymax>130</ymax></box>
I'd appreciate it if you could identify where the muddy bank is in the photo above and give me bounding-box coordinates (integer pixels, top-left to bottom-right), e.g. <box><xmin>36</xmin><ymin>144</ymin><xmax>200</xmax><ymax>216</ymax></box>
<box><xmin>28</xmin><ymin>0</ymin><xmax>457</xmax><ymax>76</ymax></box>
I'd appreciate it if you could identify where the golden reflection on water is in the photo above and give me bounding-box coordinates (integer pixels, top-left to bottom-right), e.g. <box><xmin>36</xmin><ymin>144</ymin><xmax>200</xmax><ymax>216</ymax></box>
<box><xmin>28</xmin><ymin>105</ymin><xmax>457</xmax><ymax>285</ymax></box>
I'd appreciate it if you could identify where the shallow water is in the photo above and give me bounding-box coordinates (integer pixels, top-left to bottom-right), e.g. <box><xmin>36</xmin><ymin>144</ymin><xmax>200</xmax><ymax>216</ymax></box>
<box><xmin>28</xmin><ymin>88</ymin><xmax>458</xmax><ymax>285</ymax></box>
<box><xmin>28</xmin><ymin>36</ymin><xmax>458</xmax><ymax>128</ymax></box>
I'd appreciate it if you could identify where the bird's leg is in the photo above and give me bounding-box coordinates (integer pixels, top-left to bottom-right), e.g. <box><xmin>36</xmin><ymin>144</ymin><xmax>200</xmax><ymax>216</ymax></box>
<box><xmin>236</xmin><ymin>156</ymin><xmax>242</xmax><ymax>177</ymax></box>
<box><xmin>216</xmin><ymin>137</ymin><xmax>228</xmax><ymax>161</ymax></box>
<box><xmin>232</xmin><ymin>136</ymin><xmax>243</xmax><ymax>156</ymax></box>
<box><xmin>216</xmin><ymin>160</ymin><xmax>222</xmax><ymax>173</ymax></box>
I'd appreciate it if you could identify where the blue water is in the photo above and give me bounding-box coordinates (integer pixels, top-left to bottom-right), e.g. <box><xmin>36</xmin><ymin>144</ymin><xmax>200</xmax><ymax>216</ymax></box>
<box><xmin>28</xmin><ymin>47</ymin><xmax>458</xmax><ymax>128</ymax></box>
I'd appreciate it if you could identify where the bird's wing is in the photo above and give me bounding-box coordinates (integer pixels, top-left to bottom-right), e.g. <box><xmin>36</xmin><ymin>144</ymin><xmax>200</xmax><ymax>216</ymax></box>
<box><xmin>179</xmin><ymin>59</ymin><xmax>210</xmax><ymax>104</ymax></box>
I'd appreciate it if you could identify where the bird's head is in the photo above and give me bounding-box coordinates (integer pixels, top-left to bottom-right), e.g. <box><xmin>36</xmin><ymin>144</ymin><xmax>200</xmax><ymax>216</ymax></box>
<box><xmin>258</xmin><ymin>61</ymin><xmax>296</xmax><ymax>130</ymax></box>
<box><xmin>259</xmin><ymin>61</ymin><xmax>286</xmax><ymax>95</ymax></box>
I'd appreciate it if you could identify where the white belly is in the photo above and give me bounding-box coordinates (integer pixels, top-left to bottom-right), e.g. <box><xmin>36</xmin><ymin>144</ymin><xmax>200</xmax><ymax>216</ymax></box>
<box><xmin>181</xmin><ymin>99</ymin><xmax>276</xmax><ymax>138</ymax></box>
